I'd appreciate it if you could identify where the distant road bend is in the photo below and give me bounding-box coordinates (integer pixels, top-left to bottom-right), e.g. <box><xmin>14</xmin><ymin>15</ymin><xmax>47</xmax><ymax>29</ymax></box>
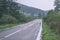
<box><xmin>0</xmin><ymin>19</ymin><xmax>42</xmax><ymax>40</ymax></box>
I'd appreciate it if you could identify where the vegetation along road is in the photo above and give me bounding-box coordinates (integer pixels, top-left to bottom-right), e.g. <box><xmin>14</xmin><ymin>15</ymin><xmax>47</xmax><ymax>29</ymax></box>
<box><xmin>0</xmin><ymin>19</ymin><xmax>42</xmax><ymax>40</ymax></box>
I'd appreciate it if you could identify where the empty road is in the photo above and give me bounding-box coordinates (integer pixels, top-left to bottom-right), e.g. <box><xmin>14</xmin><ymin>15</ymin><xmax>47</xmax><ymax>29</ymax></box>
<box><xmin>0</xmin><ymin>19</ymin><xmax>42</xmax><ymax>40</ymax></box>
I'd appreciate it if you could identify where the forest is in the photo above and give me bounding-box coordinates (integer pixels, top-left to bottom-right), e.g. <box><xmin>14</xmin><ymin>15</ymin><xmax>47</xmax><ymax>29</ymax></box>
<box><xmin>0</xmin><ymin>0</ymin><xmax>33</xmax><ymax>29</ymax></box>
<box><xmin>43</xmin><ymin>0</ymin><xmax>60</xmax><ymax>40</ymax></box>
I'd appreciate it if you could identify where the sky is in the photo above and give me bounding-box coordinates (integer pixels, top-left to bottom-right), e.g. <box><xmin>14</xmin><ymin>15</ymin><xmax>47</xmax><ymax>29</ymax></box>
<box><xmin>16</xmin><ymin>0</ymin><xmax>55</xmax><ymax>10</ymax></box>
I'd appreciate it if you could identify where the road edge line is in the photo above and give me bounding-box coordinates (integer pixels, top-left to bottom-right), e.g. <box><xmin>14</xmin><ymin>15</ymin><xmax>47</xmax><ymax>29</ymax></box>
<box><xmin>36</xmin><ymin>19</ymin><xmax>42</xmax><ymax>40</ymax></box>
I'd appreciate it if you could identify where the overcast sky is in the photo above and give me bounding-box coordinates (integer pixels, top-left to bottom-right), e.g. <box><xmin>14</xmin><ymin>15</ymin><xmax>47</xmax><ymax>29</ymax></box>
<box><xmin>16</xmin><ymin>0</ymin><xmax>55</xmax><ymax>10</ymax></box>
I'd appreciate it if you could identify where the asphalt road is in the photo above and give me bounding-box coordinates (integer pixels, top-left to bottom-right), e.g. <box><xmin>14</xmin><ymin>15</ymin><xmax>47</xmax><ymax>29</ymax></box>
<box><xmin>0</xmin><ymin>19</ymin><xmax>42</xmax><ymax>40</ymax></box>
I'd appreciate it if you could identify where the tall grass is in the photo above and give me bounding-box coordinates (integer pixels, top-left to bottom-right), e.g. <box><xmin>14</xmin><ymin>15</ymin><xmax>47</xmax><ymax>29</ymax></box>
<box><xmin>42</xmin><ymin>23</ymin><xmax>58</xmax><ymax>40</ymax></box>
<box><xmin>0</xmin><ymin>24</ymin><xmax>19</xmax><ymax>30</ymax></box>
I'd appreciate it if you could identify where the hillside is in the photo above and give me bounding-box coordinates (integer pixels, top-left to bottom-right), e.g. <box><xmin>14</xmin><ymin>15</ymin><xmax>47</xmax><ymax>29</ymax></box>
<box><xmin>18</xmin><ymin>3</ymin><xmax>46</xmax><ymax>17</ymax></box>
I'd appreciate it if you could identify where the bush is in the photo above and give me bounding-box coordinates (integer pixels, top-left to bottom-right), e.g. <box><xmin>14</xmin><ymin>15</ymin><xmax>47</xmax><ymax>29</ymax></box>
<box><xmin>43</xmin><ymin>23</ymin><xmax>58</xmax><ymax>40</ymax></box>
<box><xmin>43</xmin><ymin>10</ymin><xmax>60</xmax><ymax>34</ymax></box>
<box><xmin>0</xmin><ymin>14</ymin><xmax>18</xmax><ymax>24</ymax></box>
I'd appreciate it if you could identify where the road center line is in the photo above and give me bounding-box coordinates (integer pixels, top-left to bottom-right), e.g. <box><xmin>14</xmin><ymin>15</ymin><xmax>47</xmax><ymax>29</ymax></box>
<box><xmin>0</xmin><ymin>23</ymin><xmax>35</xmax><ymax>40</ymax></box>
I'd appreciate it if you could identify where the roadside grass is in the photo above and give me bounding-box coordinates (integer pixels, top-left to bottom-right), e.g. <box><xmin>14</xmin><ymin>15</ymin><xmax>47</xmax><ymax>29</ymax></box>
<box><xmin>0</xmin><ymin>20</ymin><xmax>32</xmax><ymax>31</ymax></box>
<box><xmin>42</xmin><ymin>22</ymin><xmax>58</xmax><ymax>40</ymax></box>
<box><xmin>0</xmin><ymin>24</ymin><xmax>18</xmax><ymax>30</ymax></box>
<box><xmin>0</xmin><ymin>22</ymin><xmax>26</xmax><ymax>30</ymax></box>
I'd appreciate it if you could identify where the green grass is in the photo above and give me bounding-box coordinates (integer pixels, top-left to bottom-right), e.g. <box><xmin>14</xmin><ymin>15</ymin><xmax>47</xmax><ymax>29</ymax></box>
<box><xmin>0</xmin><ymin>20</ymin><xmax>32</xmax><ymax>31</ymax></box>
<box><xmin>42</xmin><ymin>23</ymin><xmax>58</xmax><ymax>40</ymax></box>
<box><xmin>0</xmin><ymin>24</ymin><xmax>18</xmax><ymax>30</ymax></box>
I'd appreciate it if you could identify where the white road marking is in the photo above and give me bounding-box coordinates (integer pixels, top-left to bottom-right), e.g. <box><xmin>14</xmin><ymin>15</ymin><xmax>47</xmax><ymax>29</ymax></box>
<box><xmin>36</xmin><ymin>19</ymin><xmax>42</xmax><ymax>40</ymax></box>
<box><xmin>0</xmin><ymin>22</ymin><xmax>35</xmax><ymax>40</ymax></box>
<box><xmin>0</xmin><ymin>19</ymin><xmax>42</xmax><ymax>40</ymax></box>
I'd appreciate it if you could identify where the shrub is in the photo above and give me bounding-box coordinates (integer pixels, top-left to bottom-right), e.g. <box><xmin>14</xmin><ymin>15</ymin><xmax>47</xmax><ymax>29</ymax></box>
<box><xmin>0</xmin><ymin>14</ymin><xmax>18</xmax><ymax>24</ymax></box>
<box><xmin>44</xmin><ymin>10</ymin><xmax>60</xmax><ymax>34</ymax></box>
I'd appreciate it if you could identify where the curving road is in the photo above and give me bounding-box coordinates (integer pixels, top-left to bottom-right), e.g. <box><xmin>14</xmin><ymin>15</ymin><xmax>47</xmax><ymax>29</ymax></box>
<box><xmin>0</xmin><ymin>19</ymin><xmax>42</xmax><ymax>40</ymax></box>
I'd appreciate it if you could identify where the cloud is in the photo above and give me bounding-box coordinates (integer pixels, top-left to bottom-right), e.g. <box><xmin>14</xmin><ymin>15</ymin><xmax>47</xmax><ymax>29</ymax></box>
<box><xmin>16</xmin><ymin>0</ymin><xmax>55</xmax><ymax>10</ymax></box>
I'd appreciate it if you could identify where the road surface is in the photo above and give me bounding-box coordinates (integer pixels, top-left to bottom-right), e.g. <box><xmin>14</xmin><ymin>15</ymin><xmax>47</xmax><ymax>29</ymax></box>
<box><xmin>0</xmin><ymin>19</ymin><xmax>42</xmax><ymax>40</ymax></box>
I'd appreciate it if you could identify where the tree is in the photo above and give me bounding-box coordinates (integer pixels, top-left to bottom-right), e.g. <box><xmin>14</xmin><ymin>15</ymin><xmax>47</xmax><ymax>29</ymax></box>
<box><xmin>0</xmin><ymin>0</ymin><xmax>14</xmax><ymax>17</ymax></box>
<box><xmin>0</xmin><ymin>0</ymin><xmax>32</xmax><ymax>25</ymax></box>
<box><xmin>0</xmin><ymin>14</ymin><xmax>18</xmax><ymax>24</ymax></box>
<box><xmin>0</xmin><ymin>0</ymin><xmax>7</xmax><ymax>17</ymax></box>
<box><xmin>0</xmin><ymin>0</ymin><xmax>20</xmax><ymax>24</ymax></box>
<box><xmin>55</xmin><ymin>0</ymin><xmax>60</xmax><ymax>11</ymax></box>
<box><xmin>38</xmin><ymin>13</ymin><xmax>41</xmax><ymax>18</ymax></box>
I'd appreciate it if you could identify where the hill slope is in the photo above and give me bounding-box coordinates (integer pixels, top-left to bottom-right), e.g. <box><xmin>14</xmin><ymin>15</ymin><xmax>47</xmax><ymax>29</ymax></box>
<box><xmin>18</xmin><ymin>3</ymin><xmax>46</xmax><ymax>17</ymax></box>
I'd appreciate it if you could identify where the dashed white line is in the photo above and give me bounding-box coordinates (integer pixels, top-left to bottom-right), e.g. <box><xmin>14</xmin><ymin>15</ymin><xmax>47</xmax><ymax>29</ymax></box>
<box><xmin>0</xmin><ymin>19</ymin><xmax>42</xmax><ymax>40</ymax></box>
<box><xmin>0</xmin><ymin>23</ymin><xmax>35</xmax><ymax>40</ymax></box>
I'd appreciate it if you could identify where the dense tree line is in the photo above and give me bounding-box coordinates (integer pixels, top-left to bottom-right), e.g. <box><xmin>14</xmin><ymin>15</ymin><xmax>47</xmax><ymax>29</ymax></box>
<box><xmin>0</xmin><ymin>0</ymin><xmax>32</xmax><ymax>24</ymax></box>
<box><xmin>55</xmin><ymin>0</ymin><xmax>60</xmax><ymax>11</ymax></box>
<box><xmin>44</xmin><ymin>10</ymin><xmax>60</xmax><ymax>34</ymax></box>
<box><xmin>43</xmin><ymin>0</ymin><xmax>60</xmax><ymax>34</ymax></box>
